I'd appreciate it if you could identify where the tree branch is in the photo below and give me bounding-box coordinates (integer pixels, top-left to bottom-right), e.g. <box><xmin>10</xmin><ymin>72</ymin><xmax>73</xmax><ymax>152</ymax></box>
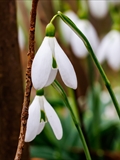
<box><xmin>14</xmin><ymin>0</ymin><xmax>39</xmax><ymax>159</ymax></box>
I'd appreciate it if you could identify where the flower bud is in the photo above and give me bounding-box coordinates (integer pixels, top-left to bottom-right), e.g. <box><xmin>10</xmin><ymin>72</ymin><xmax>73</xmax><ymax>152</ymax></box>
<box><xmin>46</xmin><ymin>23</ymin><xmax>55</xmax><ymax>37</ymax></box>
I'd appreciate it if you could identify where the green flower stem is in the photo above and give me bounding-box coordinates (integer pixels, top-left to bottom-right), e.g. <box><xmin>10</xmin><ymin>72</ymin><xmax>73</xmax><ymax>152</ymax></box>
<box><xmin>52</xmin><ymin>80</ymin><xmax>92</xmax><ymax>160</ymax></box>
<box><xmin>57</xmin><ymin>11</ymin><xmax>120</xmax><ymax>119</ymax></box>
<box><xmin>50</xmin><ymin>14</ymin><xmax>58</xmax><ymax>23</ymax></box>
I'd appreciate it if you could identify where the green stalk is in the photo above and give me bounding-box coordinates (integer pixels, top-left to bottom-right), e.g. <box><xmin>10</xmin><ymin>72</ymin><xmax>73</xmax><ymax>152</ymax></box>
<box><xmin>57</xmin><ymin>11</ymin><xmax>120</xmax><ymax>119</ymax></box>
<box><xmin>52</xmin><ymin>80</ymin><xmax>92</xmax><ymax>160</ymax></box>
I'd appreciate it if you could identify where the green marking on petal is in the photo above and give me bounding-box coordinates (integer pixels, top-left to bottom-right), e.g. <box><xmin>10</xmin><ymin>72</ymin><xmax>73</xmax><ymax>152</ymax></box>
<box><xmin>40</xmin><ymin>110</ymin><xmax>46</xmax><ymax>122</ymax></box>
<box><xmin>46</xmin><ymin>23</ymin><xmax>55</xmax><ymax>37</ymax></box>
<box><xmin>52</xmin><ymin>57</ymin><xmax>57</xmax><ymax>68</ymax></box>
<box><xmin>36</xmin><ymin>89</ymin><xmax>44</xmax><ymax>96</ymax></box>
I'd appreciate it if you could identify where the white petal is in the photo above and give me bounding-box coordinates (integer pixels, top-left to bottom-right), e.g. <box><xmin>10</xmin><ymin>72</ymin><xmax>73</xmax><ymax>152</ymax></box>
<box><xmin>97</xmin><ymin>34</ymin><xmax>110</xmax><ymax>63</ymax></box>
<box><xmin>43</xmin><ymin>97</ymin><xmax>63</xmax><ymax>140</ymax></box>
<box><xmin>36</xmin><ymin>96</ymin><xmax>47</xmax><ymax>135</ymax></box>
<box><xmin>97</xmin><ymin>30</ymin><xmax>120</xmax><ymax>70</ymax></box>
<box><xmin>88</xmin><ymin>0</ymin><xmax>108</xmax><ymax>18</ymax></box>
<box><xmin>25</xmin><ymin>96</ymin><xmax>40</xmax><ymax>142</ymax></box>
<box><xmin>107</xmin><ymin>31</ymin><xmax>120</xmax><ymax>70</ymax></box>
<box><xmin>36</xmin><ymin>37</ymin><xmax>58</xmax><ymax>87</ymax></box>
<box><xmin>45</xmin><ymin>68</ymin><xmax>58</xmax><ymax>86</ymax></box>
<box><xmin>86</xmin><ymin>21</ymin><xmax>99</xmax><ymax>52</ymax></box>
<box><xmin>47</xmin><ymin>37</ymin><xmax>55</xmax><ymax>55</ymax></box>
<box><xmin>31</xmin><ymin>37</ymin><xmax>52</xmax><ymax>90</ymax></box>
<box><xmin>38</xmin><ymin>96</ymin><xmax>44</xmax><ymax>110</ymax></box>
<box><xmin>70</xmin><ymin>20</ymin><xmax>99</xmax><ymax>58</ymax></box>
<box><xmin>36</xmin><ymin>121</ymin><xmax>46</xmax><ymax>135</ymax></box>
<box><xmin>70</xmin><ymin>28</ymin><xmax>87</xmax><ymax>57</ymax></box>
<box><xmin>54</xmin><ymin>38</ymin><xmax>77</xmax><ymax>89</ymax></box>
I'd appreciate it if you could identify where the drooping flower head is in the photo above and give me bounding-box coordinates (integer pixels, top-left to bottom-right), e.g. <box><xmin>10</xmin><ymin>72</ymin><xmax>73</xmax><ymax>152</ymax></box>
<box><xmin>88</xmin><ymin>0</ymin><xmax>120</xmax><ymax>19</ymax></box>
<box><xmin>59</xmin><ymin>10</ymin><xmax>79</xmax><ymax>44</ymax></box>
<box><xmin>58</xmin><ymin>10</ymin><xmax>99</xmax><ymax>58</ymax></box>
<box><xmin>97</xmin><ymin>30</ymin><xmax>120</xmax><ymax>71</ymax></box>
<box><xmin>25</xmin><ymin>89</ymin><xmax>63</xmax><ymax>142</ymax></box>
<box><xmin>70</xmin><ymin>19</ymin><xmax>99</xmax><ymax>58</ymax></box>
<box><xmin>31</xmin><ymin>22</ymin><xmax>77</xmax><ymax>90</ymax></box>
<box><xmin>88</xmin><ymin>0</ymin><xmax>108</xmax><ymax>19</ymax></box>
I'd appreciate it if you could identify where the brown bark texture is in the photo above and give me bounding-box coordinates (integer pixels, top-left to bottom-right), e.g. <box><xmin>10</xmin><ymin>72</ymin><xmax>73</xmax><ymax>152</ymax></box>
<box><xmin>0</xmin><ymin>1</ymin><xmax>29</xmax><ymax>160</ymax></box>
<box><xmin>14</xmin><ymin>0</ymin><xmax>39</xmax><ymax>159</ymax></box>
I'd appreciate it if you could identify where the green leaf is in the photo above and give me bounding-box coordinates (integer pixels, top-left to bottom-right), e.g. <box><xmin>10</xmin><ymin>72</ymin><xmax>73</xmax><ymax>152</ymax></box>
<box><xmin>100</xmin><ymin>121</ymin><xmax>120</xmax><ymax>150</ymax></box>
<box><xmin>52</xmin><ymin>80</ymin><xmax>92</xmax><ymax>160</ymax></box>
<box><xmin>30</xmin><ymin>146</ymin><xmax>74</xmax><ymax>160</ymax></box>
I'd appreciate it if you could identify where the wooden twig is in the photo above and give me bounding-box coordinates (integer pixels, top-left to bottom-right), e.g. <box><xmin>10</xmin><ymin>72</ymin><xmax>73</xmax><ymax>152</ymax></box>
<box><xmin>14</xmin><ymin>0</ymin><xmax>39</xmax><ymax>159</ymax></box>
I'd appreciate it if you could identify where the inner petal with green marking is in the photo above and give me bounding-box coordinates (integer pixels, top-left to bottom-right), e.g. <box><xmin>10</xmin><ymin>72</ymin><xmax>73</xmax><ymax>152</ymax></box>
<box><xmin>52</xmin><ymin>57</ymin><xmax>57</xmax><ymax>68</ymax></box>
<box><xmin>40</xmin><ymin>110</ymin><xmax>46</xmax><ymax>122</ymax></box>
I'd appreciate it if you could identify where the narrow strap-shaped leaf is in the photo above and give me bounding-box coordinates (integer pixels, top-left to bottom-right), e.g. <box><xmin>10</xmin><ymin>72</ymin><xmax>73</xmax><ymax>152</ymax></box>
<box><xmin>57</xmin><ymin>11</ymin><xmax>120</xmax><ymax>119</ymax></box>
<box><xmin>52</xmin><ymin>80</ymin><xmax>92</xmax><ymax>160</ymax></box>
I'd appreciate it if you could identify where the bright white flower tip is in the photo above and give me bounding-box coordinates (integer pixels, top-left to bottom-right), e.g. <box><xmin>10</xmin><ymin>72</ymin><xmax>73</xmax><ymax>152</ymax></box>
<box><xmin>88</xmin><ymin>0</ymin><xmax>108</xmax><ymax>18</ymax></box>
<box><xmin>43</xmin><ymin>97</ymin><xmax>63</xmax><ymax>140</ymax></box>
<box><xmin>25</xmin><ymin>95</ymin><xmax>63</xmax><ymax>142</ymax></box>
<box><xmin>25</xmin><ymin>96</ymin><xmax>41</xmax><ymax>142</ymax></box>
<box><xmin>70</xmin><ymin>20</ymin><xmax>99</xmax><ymax>58</ymax></box>
<box><xmin>32</xmin><ymin>36</ymin><xmax>77</xmax><ymax>89</ymax></box>
<box><xmin>54</xmin><ymin>38</ymin><xmax>77</xmax><ymax>89</ymax></box>
<box><xmin>59</xmin><ymin>10</ymin><xmax>78</xmax><ymax>44</ymax></box>
<box><xmin>97</xmin><ymin>30</ymin><xmax>120</xmax><ymax>70</ymax></box>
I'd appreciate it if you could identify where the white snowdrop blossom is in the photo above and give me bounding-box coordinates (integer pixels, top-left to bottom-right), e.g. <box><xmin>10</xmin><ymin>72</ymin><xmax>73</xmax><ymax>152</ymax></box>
<box><xmin>59</xmin><ymin>10</ymin><xmax>99</xmax><ymax>58</ymax></box>
<box><xmin>88</xmin><ymin>0</ymin><xmax>120</xmax><ymax>19</ymax></box>
<box><xmin>59</xmin><ymin>10</ymin><xmax>78</xmax><ymax>44</ymax></box>
<box><xmin>88</xmin><ymin>0</ymin><xmax>108</xmax><ymax>19</ymax></box>
<box><xmin>70</xmin><ymin>19</ymin><xmax>99</xmax><ymax>58</ymax></box>
<box><xmin>25</xmin><ymin>95</ymin><xmax>63</xmax><ymax>142</ymax></box>
<box><xmin>97</xmin><ymin>30</ymin><xmax>120</xmax><ymax>71</ymax></box>
<box><xmin>32</xmin><ymin>36</ymin><xmax>77</xmax><ymax>90</ymax></box>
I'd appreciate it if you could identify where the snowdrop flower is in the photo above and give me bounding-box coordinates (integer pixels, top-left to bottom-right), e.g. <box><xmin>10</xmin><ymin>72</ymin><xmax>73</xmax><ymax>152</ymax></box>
<box><xmin>97</xmin><ymin>30</ymin><xmax>120</xmax><ymax>71</ymax></box>
<box><xmin>88</xmin><ymin>0</ymin><xmax>120</xmax><ymax>19</ymax></box>
<box><xmin>25</xmin><ymin>90</ymin><xmax>63</xmax><ymax>142</ymax></box>
<box><xmin>32</xmin><ymin>23</ymin><xmax>77</xmax><ymax>90</ymax></box>
<box><xmin>70</xmin><ymin>19</ymin><xmax>99</xmax><ymax>58</ymax></box>
<box><xmin>59</xmin><ymin>10</ymin><xmax>99</xmax><ymax>58</ymax></box>
<box><xmin>59</xmin><ymin>10</ymin><xmax>78</xmax><ymax>44</ymax></box>
<box><xmin>88</xmin><ymin>0</ymin><xmax>108</xmax><ymax>18</ymax></box>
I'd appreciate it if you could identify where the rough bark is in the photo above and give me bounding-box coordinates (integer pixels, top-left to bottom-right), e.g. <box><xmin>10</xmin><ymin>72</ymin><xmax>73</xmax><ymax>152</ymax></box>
<box><xmin>0</xmin><ymin>1</ymin><xmax>29</xmax><ymax>159</ymax></box>
<box><xmin>14</xmin><ymin>0</ymin><xmax>39</xmax><ymax>159</ymax></box>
